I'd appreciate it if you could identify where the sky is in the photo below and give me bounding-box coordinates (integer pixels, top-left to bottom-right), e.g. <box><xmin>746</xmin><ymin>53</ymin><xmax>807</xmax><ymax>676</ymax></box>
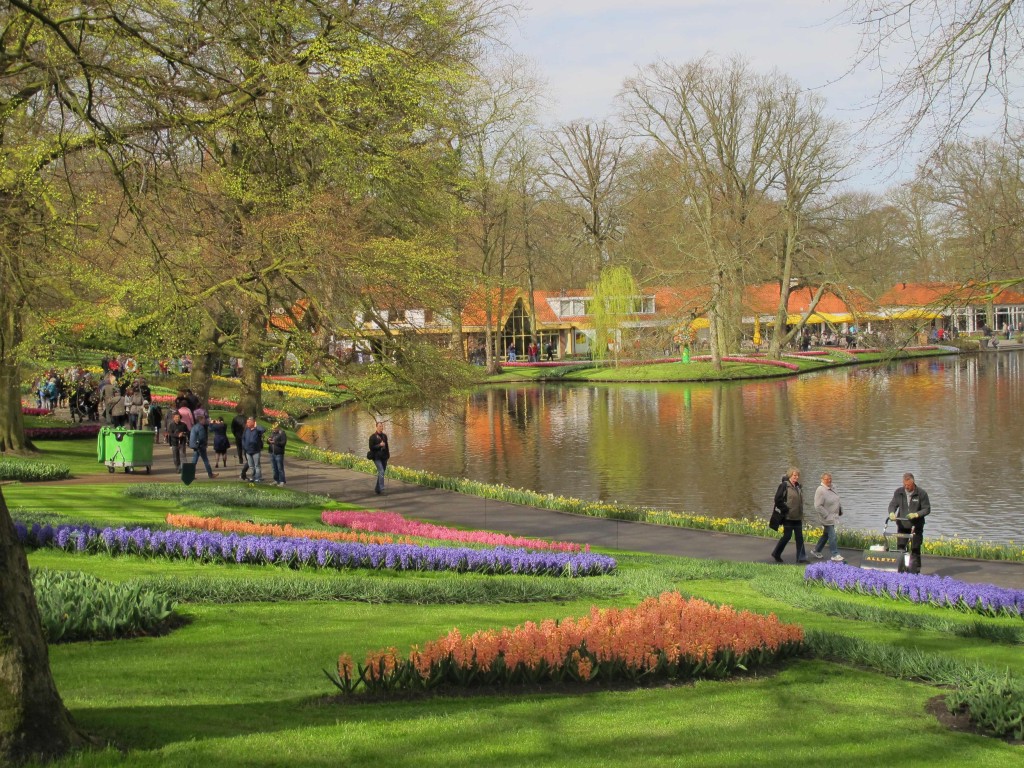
<box><xmin>506</xmin><ymin>0</ymin><xmax>903</xmax><ymax>191</ymax></box>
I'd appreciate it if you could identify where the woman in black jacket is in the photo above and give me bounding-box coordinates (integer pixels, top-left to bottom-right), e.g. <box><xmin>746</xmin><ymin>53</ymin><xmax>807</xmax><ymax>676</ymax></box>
<box><xmin>368</xmin><ymin>421</ymin><xmax>390</xmax><ymax>495</ymax></box>
<box><xmin>771</xmin><ymin>467</ymin><xmax>808</xmax><ymax>564</ymax></box>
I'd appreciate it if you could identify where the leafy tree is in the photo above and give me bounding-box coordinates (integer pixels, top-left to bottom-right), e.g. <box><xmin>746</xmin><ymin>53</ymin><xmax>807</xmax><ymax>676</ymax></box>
<box><xmin>587</xmin><ymin>265</ymin><xmax>639</xmax><ymax>366</ymax></box>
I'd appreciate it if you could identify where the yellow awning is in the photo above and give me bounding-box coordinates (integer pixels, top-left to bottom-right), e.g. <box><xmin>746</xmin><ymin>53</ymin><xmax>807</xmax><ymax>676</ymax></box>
<box><xmin>879</xmin><ymin>308</ymin><xmax>946</xmax><ymax>320</ymax></box>
<box><xmin>784</xmin><ymin>312</ymin><xmax>853</xmax><ymax>324</ymax></box>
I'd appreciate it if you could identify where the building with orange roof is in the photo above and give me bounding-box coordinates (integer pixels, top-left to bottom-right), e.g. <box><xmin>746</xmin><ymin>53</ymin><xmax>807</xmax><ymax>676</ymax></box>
<box><xmin>876</xmin><ymin>281</ymin><xmax>1024</xmax><ymax>334</ymax></box>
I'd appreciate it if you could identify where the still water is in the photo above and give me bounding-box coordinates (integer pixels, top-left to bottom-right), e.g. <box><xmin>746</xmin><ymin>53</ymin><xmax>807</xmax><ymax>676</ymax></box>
<box><xmin>299</xmin><ymin>352</ymin><xmax>1024</xmax><ymax>543</ymax></box>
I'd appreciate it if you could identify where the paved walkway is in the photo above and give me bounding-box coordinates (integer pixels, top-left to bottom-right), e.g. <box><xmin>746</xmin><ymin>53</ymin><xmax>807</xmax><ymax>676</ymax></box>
<box><xmin>42</xmin><ymin>441</ymin><xmax>1024</xmax><ymax>590</ymax></box>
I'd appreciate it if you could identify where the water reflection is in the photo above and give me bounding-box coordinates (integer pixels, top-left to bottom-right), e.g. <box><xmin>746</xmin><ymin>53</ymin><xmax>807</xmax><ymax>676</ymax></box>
<box><xmin>300</xmin><ymin>352</ymin><xmax>1024</xmax><ymax>543</ymax></box>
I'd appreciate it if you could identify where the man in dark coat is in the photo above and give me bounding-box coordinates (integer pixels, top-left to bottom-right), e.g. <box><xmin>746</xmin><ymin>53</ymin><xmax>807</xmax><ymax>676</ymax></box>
<box><xmin>887</xmin><ymin>472</ymin><xmax>931</xmax><ymax>574</ymax></box>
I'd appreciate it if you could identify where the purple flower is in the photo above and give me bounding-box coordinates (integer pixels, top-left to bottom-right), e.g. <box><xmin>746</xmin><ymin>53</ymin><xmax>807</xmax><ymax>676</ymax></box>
<box><xmin>805</xmin><ymin>561</ymin><xmax>1024</xmax><ymax>617</ymax></box>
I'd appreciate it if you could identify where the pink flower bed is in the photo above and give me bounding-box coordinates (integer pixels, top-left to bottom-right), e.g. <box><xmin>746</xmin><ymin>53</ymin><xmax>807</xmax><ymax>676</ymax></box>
<box><xmin>321</xmin><ymin>510</ymin><xmax>586</xmax><ymax>553</ymax></box>
<box><xmin>692</xmin><ymin>355</ymin><xmax>800</xmax><ymax>371</ymax></box>
<box><xmin>21</xmin><ymin>407</ymin><xmax>52</xmax><ymax>416</ymax></box>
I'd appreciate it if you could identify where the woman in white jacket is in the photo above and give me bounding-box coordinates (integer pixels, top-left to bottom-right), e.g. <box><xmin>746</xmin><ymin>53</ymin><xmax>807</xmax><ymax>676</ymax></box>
<box><xmin>812</xmin><ymin>472</ymin><xmax>844</xmax><ymax>562</ymax></box>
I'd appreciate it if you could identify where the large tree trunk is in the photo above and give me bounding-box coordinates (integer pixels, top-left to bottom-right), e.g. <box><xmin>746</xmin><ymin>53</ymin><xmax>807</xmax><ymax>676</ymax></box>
<box><xmin>0</xmin><ymin>296</ymin><xmax>33</xmax><ymax>454</ymax></box>
<box><xmin>0</xmin><ymin>489</ymin><xmax>86</xmax><ymax>764</ymax></box>
<box><xmin>189</xmin><ymin>314</ymin><xmax>221</xmax><ymax>405</ymax></box>
<box><xmin>238</xmin><ymin>309</ymin><xmax>264</xmax><ymax>417</ymax></box>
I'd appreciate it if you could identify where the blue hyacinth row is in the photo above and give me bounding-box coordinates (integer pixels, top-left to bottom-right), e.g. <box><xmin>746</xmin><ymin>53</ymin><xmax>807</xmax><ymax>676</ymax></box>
<box><xmin>14</xmin><ymin>522</ymin><xmax>617</xmax><ymax>578</ymax></box>
<box><xmin>804</xmin><ymin>561</ymin><xmax>1024</xmax><ymax>618</ymax></box>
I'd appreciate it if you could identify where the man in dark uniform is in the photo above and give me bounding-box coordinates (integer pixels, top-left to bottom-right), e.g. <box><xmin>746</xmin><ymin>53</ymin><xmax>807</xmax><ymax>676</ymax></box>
<box><xmin>887</xmin><ymin>472</ymin><xmax>931</xmax><ymax>574</ymax></box>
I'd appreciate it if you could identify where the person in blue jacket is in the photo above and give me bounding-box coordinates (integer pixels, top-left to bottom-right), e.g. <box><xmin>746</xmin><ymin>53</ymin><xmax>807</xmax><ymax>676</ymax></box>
<box><xmin>240</xmin><ymin>417</ymin><xmax>266</xmax><ymax>483</ymax></box>
<box><xmin>188</xmin><ymin>412</ymin><xmax>219</xmax><ymax>479</ymax></box>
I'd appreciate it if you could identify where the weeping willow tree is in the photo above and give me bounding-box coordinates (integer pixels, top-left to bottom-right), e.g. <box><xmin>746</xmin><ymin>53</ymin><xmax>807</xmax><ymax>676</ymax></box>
<box><xmin>587</xmin><ymin>266</ymin><xmax>639</xmax><ymax>366</ymax></box>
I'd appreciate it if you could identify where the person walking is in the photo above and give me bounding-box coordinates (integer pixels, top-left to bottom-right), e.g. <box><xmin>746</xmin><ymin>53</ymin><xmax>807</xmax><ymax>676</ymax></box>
<box><xmin>210</xmin><ymin>417</ymin><xmax>230</xmax><ymax>469</ymax></box>
<box><xmin>168</xmin><ymin>411</ymin><xmax>189</xmax><ymax>474</ymax></box>
<box><xmin>887</xmin><ymin>472</ymin><xmax>931</xmax><ymax>574</ymax></box>
<box><xmin>368</xmin><ymin>421</ymin><xmax>390</xmax><ymax>495</ymax></box>
<box><xmin>230</xmin><ymin>408</ymin><xmax>247</xmax><ymax>467</ymax></box>
<box><xmin>812</xmin><ymin>472</ymin><xmax>844</xmax><ymax>562</ymax></box>
<box><xmin>240</xmin><ymin>417</ymin><xmax>266</xmax><ymax>483</ymax></box>
<box><xmin>268</xmin><ymin>422</ymin><xmax>288</xmax><ymax>486</ymax></box>
<box><xmin>771</xmin><ymin>467</ymin><xmax>808</xmax><ymax>564</ymax></box>
<box><xmin>188</xmin><ymin>412</ymin><xmax>219</xmax><ymax>479</ymax></box>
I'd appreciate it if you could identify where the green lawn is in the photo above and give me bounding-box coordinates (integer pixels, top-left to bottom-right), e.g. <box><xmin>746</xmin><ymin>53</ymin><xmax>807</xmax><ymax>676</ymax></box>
<box><xmin>7</xmin><ymin>474</ymin><xmax>1023</xmax><ymax>766</ymax></box>
<box><xmin>485</xmin><ymin>347</ymin><xmax>953</xmax><ymax>384</ymax></box>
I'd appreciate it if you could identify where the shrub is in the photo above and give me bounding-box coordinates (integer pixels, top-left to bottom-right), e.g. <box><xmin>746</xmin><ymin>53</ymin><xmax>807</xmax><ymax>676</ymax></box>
<box><xmin>0</xmin><ymin>458</ymin><xmax>71</xmax><ymax>482</ymax></box>
<box><xmin>32</xmin><ymin>569</ymin><xmax>176</xmax><ymax>643</ymax></box>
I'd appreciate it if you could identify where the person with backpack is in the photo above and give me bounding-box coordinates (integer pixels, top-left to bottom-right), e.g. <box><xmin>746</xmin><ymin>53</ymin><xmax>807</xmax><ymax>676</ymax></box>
<box><xmin>188</xmin><ymin>412</ymin><xmax>219</xmax><ymax>479</ymax></box>
<box><xmin>268</xmin><ymin>422</ymin><xmax>287</xmax><ymax>486</ymax></box>
<box><xmin>240</xmin><ymin>417</ymin><xmax>266</xmax><ymax>483</ymax></box>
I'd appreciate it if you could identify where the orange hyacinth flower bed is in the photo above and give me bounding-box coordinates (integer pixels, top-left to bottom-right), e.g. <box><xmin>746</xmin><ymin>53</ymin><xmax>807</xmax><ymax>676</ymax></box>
<box><xmin>330</xmin><ymin>592</ymin><xmax>804</xmax><ymax>696</ymax></box>
<box><xmin>165</xmin><ymin>514</ymin><xmax>412</xmax><ymax>546</ymax></box>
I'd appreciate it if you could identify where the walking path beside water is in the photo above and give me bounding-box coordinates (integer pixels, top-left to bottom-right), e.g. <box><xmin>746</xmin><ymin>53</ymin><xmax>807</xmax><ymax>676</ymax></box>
<box><xmin>37</xmin><ymin>440</ymin><xmax>1024</xmax><ymax>590</ymax></box>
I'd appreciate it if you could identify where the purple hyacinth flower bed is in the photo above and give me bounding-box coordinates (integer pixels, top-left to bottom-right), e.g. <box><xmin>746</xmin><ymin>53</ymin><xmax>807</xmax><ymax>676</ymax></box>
<box><xmin>804</xmin><ymin>561</ymin><xmax>1024</xmax><ymax>618</ymax></box>
<box><xmin>14</xmin><ymin>522</ymin><xmax>617</xmax><ymax>578</ymax></box>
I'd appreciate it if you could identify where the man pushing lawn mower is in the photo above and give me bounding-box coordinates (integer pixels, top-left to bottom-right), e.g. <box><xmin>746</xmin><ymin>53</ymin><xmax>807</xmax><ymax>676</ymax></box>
<box><xmin>886</xmin><ymin>472</ymin><xmax>930</xmax><ymax>574</ymax></box>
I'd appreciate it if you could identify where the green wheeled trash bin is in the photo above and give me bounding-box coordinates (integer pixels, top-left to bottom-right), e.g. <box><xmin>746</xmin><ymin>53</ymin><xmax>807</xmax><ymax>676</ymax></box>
<box><xmin>100</xmin><ymin>427</ymin><xmax>155</xmax><ymax>474</ymax></box>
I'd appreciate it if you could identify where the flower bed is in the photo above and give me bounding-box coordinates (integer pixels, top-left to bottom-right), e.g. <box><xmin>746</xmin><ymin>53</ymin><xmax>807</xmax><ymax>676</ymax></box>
<box><xmin>328</xmin><ymin>591</ymin><xmax>804</xmax><ymax>695</ymax></box>
<box><xmin>21</xmin><ymin>406</ymin><xmax>52</xmax><ymax>416</ymax></box>
<box><xmin>804</xmin><ymin>561</ymin><xmax>1024</xmax><ymax>618</ymax></box>
<box><xmin>167</xmin><ymin>514</ymin><xmax>412</xmax><ymax>546</ymax></box>
<box><xmin>16</xmin><ymin>522</ymin><xmax>617</xmax><ymax>577</ymax></box>
<box><xmin>25</xmin><ymin>424</ymin><xmax>102</xmax><ymax>440</ymax></box>
<box><xmin>321</xmin><ymin>510</ymin><xmax>586</xmax><ymax>553</ymax></box>
<box><xmin>150</xmin><ymin>394</ymin><xmax>288</xmax><ymax>420</ymax></box>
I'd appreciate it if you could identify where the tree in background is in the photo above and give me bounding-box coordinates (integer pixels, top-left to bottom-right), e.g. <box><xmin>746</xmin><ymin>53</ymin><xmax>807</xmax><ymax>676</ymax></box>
<box><xmin>846</xmin><ymin>0</ymin><xmax>1024</xmax><ymax>154</ymax></box>
<box><xmin>587</xmin><ymin>265</ymin><xmax>640</xmax><ymax>366</ymax></box>
<box><xmin>542</xmin><ymin>120</ymin><xmax>629</xmax><ymax>282</ymax></box>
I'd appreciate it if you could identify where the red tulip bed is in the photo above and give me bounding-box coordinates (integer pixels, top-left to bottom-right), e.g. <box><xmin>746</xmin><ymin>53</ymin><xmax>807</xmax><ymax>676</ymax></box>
<box><xmin>328</xmin><ymin>591</ymin><xmax>804</xmax><ymax>696</ymax></box>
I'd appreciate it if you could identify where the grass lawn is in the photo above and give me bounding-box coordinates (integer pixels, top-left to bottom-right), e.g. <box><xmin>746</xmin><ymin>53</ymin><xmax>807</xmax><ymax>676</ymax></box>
<box><xmin>485</xmin><ymin>347</ymin><xmax>953</xmax><ymax>384</ymax></box>
<box><xmin>7</xmin><ymin>477</ymin><xmax>1022</xmax><ymax>767</ymax></box>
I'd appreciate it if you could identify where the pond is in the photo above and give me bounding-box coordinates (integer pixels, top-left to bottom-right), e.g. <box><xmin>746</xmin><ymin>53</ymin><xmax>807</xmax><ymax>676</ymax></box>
<box><xmin>298</xmin><ymin>352</ymin><xmax>1024</xmax><ymax>543</ymax></box>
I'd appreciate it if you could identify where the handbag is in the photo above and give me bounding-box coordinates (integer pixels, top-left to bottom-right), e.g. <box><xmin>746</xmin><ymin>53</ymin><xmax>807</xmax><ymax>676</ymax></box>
<box><xmin>768</xmin><ymin>508</ymin><xmax>784</xmax><ymax>532</ymax></box>
<box><xmin>366</xmin><ymin>450</ymin><xmax>374</xmax><ymax>460</ymax></box>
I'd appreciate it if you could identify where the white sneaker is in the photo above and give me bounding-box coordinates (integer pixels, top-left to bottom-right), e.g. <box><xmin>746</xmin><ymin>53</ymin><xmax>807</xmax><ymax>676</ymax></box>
<box><xmin>812</xmin><ymin>551</ymin><xmax>824</xmax><ymax>559</ymax></box>
<box><xmin>830</xmin><ymin>555</ymin><xmax>845</xmax><ymax>562</ymax></box>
